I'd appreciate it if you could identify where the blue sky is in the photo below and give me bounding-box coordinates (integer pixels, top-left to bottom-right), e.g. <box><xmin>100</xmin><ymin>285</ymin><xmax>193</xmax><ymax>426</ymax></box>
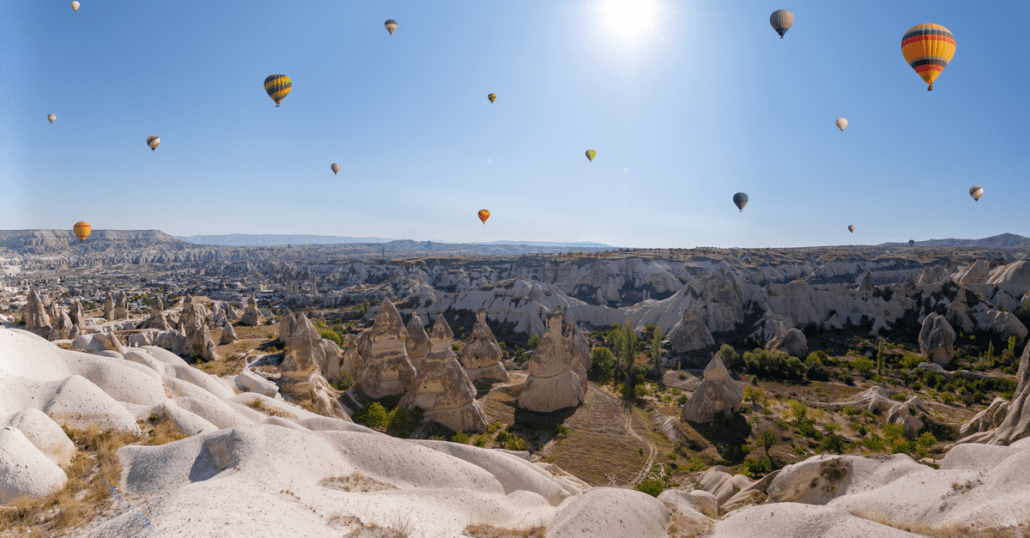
<box><xmin>1</xmin><ymin>0</ymin><xmax>1026</xmax><ymax>248</ymax></box>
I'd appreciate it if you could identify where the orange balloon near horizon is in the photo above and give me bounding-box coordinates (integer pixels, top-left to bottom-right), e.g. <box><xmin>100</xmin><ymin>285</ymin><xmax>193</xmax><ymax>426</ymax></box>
<box><xmin>478</xmin><ymin>209</ymin><xmax>490</xmax><ymax>224</ymax></box>
<box><xmin>73</xmin><ymin>221</ymin><xmax>91</xmax><ymax>241</ymax></box>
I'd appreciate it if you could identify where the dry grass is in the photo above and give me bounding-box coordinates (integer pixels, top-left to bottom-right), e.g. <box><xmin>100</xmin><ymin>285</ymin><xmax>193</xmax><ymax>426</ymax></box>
<box><xmin>246</xmin><ymin>398</ymin><xmax>298</xmax><ymax>420</ymax></box>
<box><xmin>319</xmin><ymin>473</ymin><xmax>397</xmax><ymax>493</ymax></box>
<box><xmin>667</xmin><ymin>512</ymin><xmax>715</xmax><ymax>538</ymax></box>
<box><xmin>192</xmin><ymin>350</ymin><xmax>249</xmax><ymax>378</ymax></box>
<box><xmin>846</xmin><ymin>506</ymin><xmax>1030</xmax><ymax>538</ymax></box>
<box><xmin>462</xmin><ymin>524</ymin><xmax>546</xmax><ymax>537</ymax></box>
<box><xmin>0</xmin><ymin>417</ymin><xmax>187</xmax><ymax>536</ymax></box>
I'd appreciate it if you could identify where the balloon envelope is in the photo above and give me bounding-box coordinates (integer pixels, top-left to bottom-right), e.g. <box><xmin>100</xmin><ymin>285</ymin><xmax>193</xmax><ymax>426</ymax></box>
<box><xmin>901</xmin><ymin>24</ymin><xmax>955</xmax><ymax>91</ymax></box>
<box><xmin>970</xmin><ymin>185</ymin><xmax>983</xmax><ymax>202</ymax></box>
<box><xmin>47</xmin><ymin>113</ymin><xmax>56</xmax><ymax>124</ymax></box>
<box><xmin>585</xmin><ymin>149</ymin><xmax>596</xmax><ymax>162</ymax></box>
<box><xmin>478</xmin><ymin>209</ymin><xmax>490</xmax><ymax>224</ymax></box>
<box><xmin>331</xmin><ymin>163</ymin><xmax>340</xmax><ymax>175</ymax></box>
<box><xmin>146</xmin><ymin>135</ymin><xmax>160</xmax><ymax>151</ymax></box>
<box><xmin>264</xmin><ymin>74</ymin><xmax>292</xmax><ymax>107</ymax></box>
<box><xmin>73</xmin><ymin>222</ymin><xmax>91</xmax><ymax>241</ymax></box>
<box><xmin>733</xmin><ymin>192</ymin><xmax>748</xmax><ymax>212</ymax></box>
<box><xmin>488</xmin><ymin>93</ymin><xmax>497</xmax><ymax>103</ymax></box>
<box><xmin>770</xmin><ymin>10</ymin><xmax>793</xmax><ymax>38</ymax></box>
<box><xmin>836</xmin><ymin>118</ymin><xmax>848</xmax><ymax>132</ymax></box>
<box><xmin>848</xmin><ymin>225</ymin><xmax>855</xmax><ymax>233</ymax></box>
<box><xmin>385</xmin><ymin>19</ymin><xmax>397</xmax><ymax>35</ymax></box>
<box><xmin>71</xmin><ymin>1</ymin><xmax>79</xmax><ymax>11</ymax></box>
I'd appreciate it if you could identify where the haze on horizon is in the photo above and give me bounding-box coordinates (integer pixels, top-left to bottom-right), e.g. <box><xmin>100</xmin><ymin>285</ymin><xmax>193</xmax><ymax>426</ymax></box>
<box><xmin>1</xmin><ymin>0</ymin><xmax>1026</xmax><ymax>249</ymax></box>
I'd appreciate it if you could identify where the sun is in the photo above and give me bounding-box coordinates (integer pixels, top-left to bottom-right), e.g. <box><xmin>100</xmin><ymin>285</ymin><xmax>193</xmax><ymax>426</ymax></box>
<box><xmin>603</xmin><ymin>0</ymin><xmax>656</xmax><ymax>38</ymax></box>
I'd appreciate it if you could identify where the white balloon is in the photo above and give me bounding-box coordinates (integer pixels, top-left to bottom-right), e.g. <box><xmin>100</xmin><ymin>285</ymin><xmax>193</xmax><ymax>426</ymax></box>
<box><xmin>836</xmin><ymin>118</ymin><xmax>848</xmax><ymax>132</ymax></box>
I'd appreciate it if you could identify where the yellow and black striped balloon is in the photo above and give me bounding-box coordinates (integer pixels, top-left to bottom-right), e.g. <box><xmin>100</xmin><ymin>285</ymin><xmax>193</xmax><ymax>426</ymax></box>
<box><xmin>264</xmin><ymin>74</ymin><xmax>292</xmax><ymax>107</ymax></box>
<box><xmin>901</xmin><ymin>24</ymin><xmax>955</xmax><ymax>91</ymax></box>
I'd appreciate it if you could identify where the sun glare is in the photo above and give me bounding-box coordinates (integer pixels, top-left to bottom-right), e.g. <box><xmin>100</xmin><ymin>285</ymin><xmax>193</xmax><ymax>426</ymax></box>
<box><xmin>604</xmin><ymin>0</ymin><xmax>656</xmax><ymax>37</ymax></box>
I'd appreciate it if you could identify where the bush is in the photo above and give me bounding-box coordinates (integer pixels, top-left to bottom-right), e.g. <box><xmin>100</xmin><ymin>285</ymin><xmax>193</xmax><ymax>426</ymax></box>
<box><xmin>805</xmin><ymin>357</ymin><xmax>830</xmax><ymax>381</ymax></box>
<box><xmin>819</xmin><ymin>434</ymin><xmax>847</xmax><ymax>454</ymax></box>
<box><xmin>841</xmin><ymin>406</ymin><xmax>858</xmax><ymax>416</ymax></box>
<box><xmin>634</xmin><ymin>384</ymin><xmax>650</xmax><ymax>399</ymax></box>
<box><xmin>718</xmin><ymin>344</ymin><xmax>741</xmax><ymax>370</ymax></box>
<box><xmin>355</xmin><ymin>402</ymin><xmax>389</xmax><ymax>429</ymax></box>
<box><xmin>451</xmin><ymin>431</ymin><xmax>470</xmax><ymax>444</ymax></box>
<box><xmin>385</xmin><ymin>407</ymin><xmax>419</xmax><ymax>438</ymax></box>
<box><xmin>590</xmin><ymin>346</ymin><xmax>617</xmax><ymax>382</ymax></box>
<box><xmin>676</xmin><ymin>394</ymin><xmax>688</xmax><ymax>405</ymax></box>
<box><xmin>891</xmin><ymin>393</ymin><xmax>908</xmax><ymax>402</ymax></box>
<box><xmin>744</xmin><ymin>348</ymin><xmax>806</xmax><ymax>381</ymax></box>
<box><xmin>527</xmin><ymin>334</ymin><xmax>541</xmax><ymax>348</ymax></box>
<box><xmin>473</xmin><ymin>435</ymin><xmax>488</xmax><ymax>447</ymax></box>
<box><xmin>337</xmin><ymin>372</ymin><xmax>354</xmax><ymax>391</ymax></box>
<box><xmin>508</xmin><ymin>435</ymin><xmax>528</xmax><ymax>451</ymax></box>
<box><xmin>554</xmin><ymin>424</ymin><xmax>571</xmax><ymax>437</ymax></box>
<box><xmin>863</xmin><ymin>433</ymin><xmax>885</xmax><ymax>452</ymax></box>
<box><xmin>319</xmin><ymin>328</ymin><xmax>343</xmax><ymax>347</ymax></box>
<box><xmin>853</xmin><ymin>357</ymin><xmax>875</xmax><ymax>375</ymax></box>
<box><xmin>743</xmin><ymin>456</ymin><xmax>772</xmax><ymax>477</ymax></box>
<box><xmin>635</xmin><ymin>479</ymin><xmax>665</xmax><ymax>497</ymax></box>
<box><xmin>743</xmin><ymin>386</ymin><xmax>765</xmax><ymax>407</ymax></box>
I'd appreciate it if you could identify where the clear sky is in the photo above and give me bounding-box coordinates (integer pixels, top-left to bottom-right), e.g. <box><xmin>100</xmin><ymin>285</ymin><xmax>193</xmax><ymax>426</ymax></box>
<box><xmin>1</xmin><ymin>0</ymin><xmax>1026</xmax><ymax>248</ymax></box>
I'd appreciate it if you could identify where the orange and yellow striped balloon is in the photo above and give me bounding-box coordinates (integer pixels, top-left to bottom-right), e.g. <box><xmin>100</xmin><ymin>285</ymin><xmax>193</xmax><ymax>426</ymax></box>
<box><xmin>73</xmin><ymin>221</ymin><xmax>91</xmax><ymax>241</ymax></box>
<box><xmin>478</xmin><ymin>209</ymin><xmax>490</xmax><ymax>224</ymax></box>
<box><xmin>901</xmin><ymin>24</ymin><xmax>955</xmax><ymax>91</ymax></box>
<box><xmin>264</xmin><ymin>74</ymin><xmax>292</xmax><ymax>107</ymax></box>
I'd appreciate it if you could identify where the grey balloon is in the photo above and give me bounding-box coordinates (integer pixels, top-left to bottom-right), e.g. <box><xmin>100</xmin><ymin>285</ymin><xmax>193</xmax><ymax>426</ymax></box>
<box><xmin>733</xmin><ymin>192</ymin><xmax>748</xmax><ymax>212</ymax></box>
<box><xmin>770</xmin><ymin>9</ymin><xmax>794</xmax><ymax>39</ymax></box>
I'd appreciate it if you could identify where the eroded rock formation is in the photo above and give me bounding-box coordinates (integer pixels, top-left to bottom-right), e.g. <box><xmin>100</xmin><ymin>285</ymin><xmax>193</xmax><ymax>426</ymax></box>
<box><xmin>458</xmin><ymin>309</ymin><xmax>509</xmax><ymax>387</ymax></box>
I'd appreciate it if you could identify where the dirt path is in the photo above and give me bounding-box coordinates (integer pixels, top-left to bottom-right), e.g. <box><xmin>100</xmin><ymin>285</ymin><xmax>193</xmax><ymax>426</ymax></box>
<box><xmin>590</xmin><ymin>384</ymin><xmax>658</xmax><ymax>488</ymax></box>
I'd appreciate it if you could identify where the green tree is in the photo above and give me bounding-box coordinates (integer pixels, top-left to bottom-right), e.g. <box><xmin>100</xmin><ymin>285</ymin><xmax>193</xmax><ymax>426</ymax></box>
<box><xmin>718</xmin><ymin>344</ymin><xmax>740</xmax><ymax>370</ymax></box>
<box><xmin>649</xmin><ymin>327</ymin><xmax>665</xmax><ymax>377</ymax></box>
<box><xmin>527</xmin><ymin>334</ymin><xmax>541</xmax><ymax>348</ymax></box>
<box><xmin>590</xmin><ymin>346</ymin><xmax>617</xmax><ymax>382</ymax></box>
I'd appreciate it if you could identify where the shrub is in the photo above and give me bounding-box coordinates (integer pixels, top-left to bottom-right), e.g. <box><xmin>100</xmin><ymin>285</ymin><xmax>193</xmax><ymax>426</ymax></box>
<box><xmin>743</xmin><ymin>386</ymin><xmax>765</xmax><ymax>407</ymax></box>
<box><xmin>337</xmin><ymin>372</ymin><xmax>354</xmax><ymax>391</ymax></box>
<box><xmin>940</xmin><ymin>392</ymin><xmax>959</xmax><ymax>405</ymax></box>
<box><xmin>355</xmin><ymin>402</ymin><xmax>389</xmax><ymax>429</ymax></box>
<box><xmin>319</xmin><ymin>328</ymin><xmax>343</xmax><ymax>347</ymax></box>
<box><xmin>862</xmin><ymin>433</ymin><xmax>885</xmax><ymax>452</ymax></box>
<box><xmin>508</xmin><ymin>435</ymin><xmax>528</xmax><ymax>451</ymax></box>
<box><xmin>495</xmin><ymin>431</ymin><xmax>509</xmax><ymax>446</ymax></box>
<box><xmin>744</xmin><ymin>348</ymin><xmax>805</xmax><ymax>381</ymax></box>
<box><xmin>554</xmin><ymin>424</ymin><xmax>571</xmax><ymax>437</ymax></box>
<box><xmin>676</xmin><ymin>394</ymin><xmax>688</xmax><ymax>405</ymax></box>
<box><xmin>819</xmin><ymin>434</ymin><xmax>847</xmax><ymax>454</ymax></box>
<box><xmin>743</xmin><ymin>456</ymin><xmax>772</xmax><ymax>477</ymax></box>
<box><xmin>589</xmin><ymin>346</ymin><xmax>617</xmax><ymax>382</ymax></box>
<box><xmin>718</xmin><ymin>344</ymin><xmax>741</xmax><ymax>370</ymax></box>
<box><xmin>473</xmin><ymin>435</ymin><xmax>488</xmax><ymax>447</ymax></box>
<box><xmin>527</xmin><ymin>334</ymin><xmax>541</xmax><ymax>348</ymax></box>
<box><xmin>788</xmin><ymin>400</ymin><xmax>808</xmax><ymax>425</ymax></box>
<box><xmin>891</xmin><ymin>393</ymin><xmax>908</xmax><ymax>402</ymax></box>
<box><xmin>805</xmin><ymin>357</ymin><xmax>830</xmax><ymax>381</ymax></box>
<box><xmin>634</xmin><ymin>385</ymin><xmax>650</xmax><ymax>399</ymax></box>
<box><xmin>853</xmin><ymin>357</ymin><xmax>875</xmax><ymax>375</ymax></box>
<box><xmin>635</xmin><ymin>479</ymin><xmax>665</xmax><ymax>497</ymax></box>
<box><xmin>385</xmin><ymin>407</ymin><xmax>417</xmax><ymax>438</ymax></box>
<box><xmin>841</xmin><ymin>406</ymin><xmax>859</xmax><ymax>416</ymax></box>
<box><xmin>451</xmin><ymin>343</ymin><xmax>461</xmax><ymax>351</ymax></box>
<box><xmin>451</xmin><ymin>431</ymin><xmax>470</xmax><ymax>444</ymax></box>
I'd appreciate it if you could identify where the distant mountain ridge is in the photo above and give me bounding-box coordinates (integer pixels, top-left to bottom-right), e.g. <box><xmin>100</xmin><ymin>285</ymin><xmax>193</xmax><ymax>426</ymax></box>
<box><xmin>177</xmin><ymin>234</ymin><xmax>616</xmax><ymax>248</ymax></box>
<box><xmin>881</xmin><ymin>233</ymin><xmax>1030</xmax><ymax>249</ymax></box>
<box><xmin>176</xmin><ymin>234</ymin><xmax>393</xmax><ymax>246</ymax></box>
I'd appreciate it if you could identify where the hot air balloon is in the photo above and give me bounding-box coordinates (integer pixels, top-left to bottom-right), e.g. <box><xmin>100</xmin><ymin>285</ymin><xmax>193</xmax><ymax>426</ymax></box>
<box><xmin>909</xmin><ymin>240</ymin><xmax>915</xmax><ymax>246</ymax></box>
<box><xmin>385</xmin><ymin>19</ymin><xmax>397</xmax><ymax>35</ymax></box>
<box><xmin>970</xmin><ymin>185</ymin><xmax>983</xmax><ymax>202</ymax></box>
<box><xmin>836</xmin><ymin>118</ymin><xmax>848</xmax><ymax>132</ymax></box>
<box><xmin>478</xmin><ymin>209</ymin><xmax>490</xmax><ymax>224</ymax></box>
<box><xmin>264</xmin><ymin>74</ymin><xmax>292</xmax><ymax>107</ymax></box>
<box><xmin>770</xmin><ymin>10</ymin><xmax>793</xmax><ymax>39</ymax></box>
<box><xmin>488</xmin><ymin>93</ymin><xmax>497</xmax><ymax>103</ymax></box>
<box><xmin>848</xmin><ymin>225</ymin><xmax>855</xmax><ymax>233</ymax></box>
<box><xmin>47</xmin><ymin>113</ymin><xmax>56</xmax><ymax>124</ymax></box>
<box><xmin>73</xmin><ymin>221</ymin><xmax>91</xmax><ymax>241</ymax></box>
<box><xmin>71</xmin><ymin>1</ymin><xmax>80</xmax><ymax>11</ymax></box>
<box><xmin>733</xmin><ymin>192</ymin><xmax>748</xmax><ymax>212</ymax></box>
<box><xmin>585</xmin><ymin>149</ymin><xmax>596</xmax><ymax>162</ymax></box>
<box><xmin>901</xmin><ymin>24</ymin><xmax>955</xmax><ymax>91</ymax></box>
<box><xmin>331</xmin><ymin>163</ymin><xmax>340</xmax><ymax>175</ymax></box>
<box><xmin>146</xmin><ymin>135</ymin><xmax>160</xmax><ymax>152</ymax></box>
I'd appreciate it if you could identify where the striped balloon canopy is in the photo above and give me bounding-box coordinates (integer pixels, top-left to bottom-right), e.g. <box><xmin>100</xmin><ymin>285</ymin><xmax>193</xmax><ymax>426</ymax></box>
<box><xmin>901</xmin><ymin>24</ymin><xmax>955</xmax><ymax>91</ymax></box>
<box><xmin>848</xmin><ymin>225</ymin><xmax>855</xmax><ymax>233</ymax></box>
<box><xmin>385</xmin><ymin>19</ymin><xmax>397</xmax><ymax>35</ymax></box>
<box><xmin>488</xmin><ymin>93</ymin><xmax>497</xmax><ymax>103</ymax></box>
<box><xmin>146</xmin><ymin>135</ymin><xmax>160</xmax><ymax>151</ymax></box>
<box><xmin>970</xmin><ymin>185</ymin><xmax>983</xmax><ymax>202</ymax></box>
<box><xmin>73</xmin><ymin>221</ymin><xmax>91</xmax><ymax>241</ymax></box>
<box><xmin>264</xmin><ymin>74</ymin><xmax>292</xmax><ymax>107</ymax></box>
<box><xmin>770</xmin><ymin>10</ymin><xmax>793</xmax><ymax>39</ymax></box>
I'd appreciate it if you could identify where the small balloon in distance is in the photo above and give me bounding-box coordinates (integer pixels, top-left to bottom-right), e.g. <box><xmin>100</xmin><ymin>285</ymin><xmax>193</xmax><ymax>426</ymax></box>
<box><xmin>585</xmin><ymin>149</ymin><xmax>596</xmax><ymax>162</ymax></box>
<box><xmin>488</xmin><ymin>94</ymin><xmax>497</xmax><ymax>103</ymax></box>
<box><xmin>71</xmin><ymin>1</ymin><xmax>80</xmax><ymax>12</ymax></box>
<box><xmin>848</xmin><ymin>225</ymin><xmax>855</xmax><ymax>233</ymax></box>
<box><xmin>770</xmin><ymin>10</ymin><xmax>793</xmax><ymax>39</ymax></box>
<box><xmin>47</xmin><ymin>113</ymin><xmax>56</xmax><ymax>124</ymax></box>
<box><xmin>331</xmin><ymin>163</ymin><xmax>340</xmax><ymax>175</ymax></box>
<box><xmin>264</xmin><ymin>74</ymin><xmax>292</xmax><ymax>107</ymax></box>
<box><xmin>146</xmin><ymin>135</ymin><xmax>160</xmax><ymax>151</ymax></box>
<box><xmin>73</xmin><ymin>222</ymin><xmax>91</xmax><ymax>241</ymax></box>
<box><xmin>836</xmin><ymin>118</ymin><xmax>848</xmax><ymax>132</ymax></box>
<box><xmin>385</xmin><ymin>19</ymin><xmax>397</xmax><ymax>35</ymax></box>
<box><xmin>478</xmin><ymin>209</ymin><xmax>490</xmax><ymax>224</ymax></box>
<box><xmin>970</xmin><ymin>185</ymin><xmax>983</xmax><ymax>202</ymax></box>
<box><xmin>733</xmin><ymin>192</ymin><xmax>748</xmax><ymax>212</ymax></box>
